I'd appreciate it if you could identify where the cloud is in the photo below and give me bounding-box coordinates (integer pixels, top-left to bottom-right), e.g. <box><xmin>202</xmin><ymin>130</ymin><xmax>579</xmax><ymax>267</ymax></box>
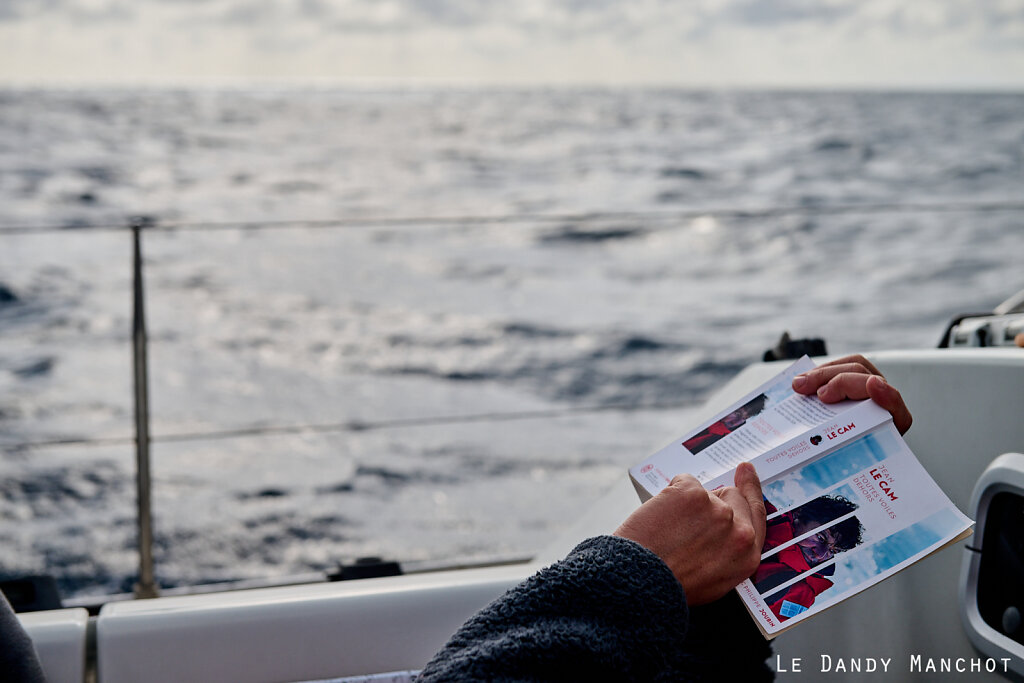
<box><xmin>726</xmin><ymin>0</ymin><xmax>856</xmax><ymax>27</ymax></box>
<box><xmin>1</xmin><ymin>0</ymin><xmax>1023</xmax><ymax>86</ymax></box>
<box><xmin>0</xmin><ymin>0</ymin><xmax>135</xmax><ymax>24</ymax></box>
<box><xmin>10</xmin><ymin>0</ymin><xmax>1023</xmax><ymax>47</ymax></box>
<box><xmin>0</xmin><ymin>0</ymin><xmax>62</xmax><ymax>22</ymax></box>
<box><xmin>147</xmin><ymin>0</ymin><xmax>689</xmax><ymax>40</ymax></box>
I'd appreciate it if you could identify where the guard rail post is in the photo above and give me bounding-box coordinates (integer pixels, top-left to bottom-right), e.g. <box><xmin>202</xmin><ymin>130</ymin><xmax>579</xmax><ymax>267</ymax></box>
<box><xmin>131</xmin><ymin>216</ymin><xmax>158</xmax><ymax>599</ymax></box>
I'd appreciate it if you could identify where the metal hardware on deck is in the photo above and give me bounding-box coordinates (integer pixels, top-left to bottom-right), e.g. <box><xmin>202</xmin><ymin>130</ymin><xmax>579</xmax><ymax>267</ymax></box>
<box><xmin>131</xmin><ymin>216</ymin><xmax>159</xmax><ymax>599</ymax></box>
<box><xmin>763</xmin><ymin>331</ymin><xmax>828</xmax><ymax>362</ymax></box>
<box><xmin>0</xmin><ymin>575</ymin><xmax>63</xmax><ymax>612</ymax></box>
<box><xmin>329</xmin><ymin>557</ymin><xmax>404</xmax><ymax>581</ymax></box>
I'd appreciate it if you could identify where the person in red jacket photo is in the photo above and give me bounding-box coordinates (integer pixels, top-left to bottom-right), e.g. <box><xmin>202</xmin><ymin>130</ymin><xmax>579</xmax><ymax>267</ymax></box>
<box><xmin>753</xmin><ymin>495</ymin><xmax>864</xmax><ymax>620</ymax></box>
<box><xmin>683</xmin><ymin>392</ymin><xmax>769</xmax><ymax>454</ymax></box>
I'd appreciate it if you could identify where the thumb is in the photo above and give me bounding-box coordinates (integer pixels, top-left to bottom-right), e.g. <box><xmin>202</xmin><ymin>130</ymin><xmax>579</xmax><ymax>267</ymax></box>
<box><xmin>735</xmin><ymin>462</ymin><xmax>767</xmax><ymax>548</ymax></box>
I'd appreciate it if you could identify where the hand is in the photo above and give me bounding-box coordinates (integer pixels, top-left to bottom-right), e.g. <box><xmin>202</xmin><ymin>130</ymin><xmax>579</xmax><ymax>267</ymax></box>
<box><xmin>791</xmin><ymin>354</ymin><xmax>913</xmax><ymax>435</ymax></box>
<box><xmin>613</xmin><ymin>462</ymin><xmax>766</xmax><ymax>606</ymax></box>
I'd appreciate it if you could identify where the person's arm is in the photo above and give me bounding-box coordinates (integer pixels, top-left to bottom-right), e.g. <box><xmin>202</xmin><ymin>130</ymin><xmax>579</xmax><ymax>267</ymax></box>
<box><xmin>419</xmin><ymin>465</ymin><xmax>772</xmax><ymax>682</ymax></box>
<box><xmin>417</xmin><ymin>534</ymin><xmax>774</xmax><ymax>683</ymax></box>
<box><xmin>421</xmin><ymin>358</ymin><xmax>915</xmax><ymax>681</ymax></box>
<box><xmin>418</xmin><ymin>535</ymin><xmax>693</xmax><ymax>682</ymax></box>
<box><xmin>0</xmin><ymin>593</ymin><xmax>47</xmax><ymax>683</ymax></box>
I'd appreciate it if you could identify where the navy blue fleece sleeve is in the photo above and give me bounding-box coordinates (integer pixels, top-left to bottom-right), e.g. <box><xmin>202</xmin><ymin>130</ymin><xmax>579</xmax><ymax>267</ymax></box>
<box><xmin>0</xmin><ymin>593</ymin><xmax>47</xmax><ymax>683</ymax></box>
<box><xmin>418</xmin><ymin>535</ymin><xmax>773</xmax><ymax>682</ymax></box>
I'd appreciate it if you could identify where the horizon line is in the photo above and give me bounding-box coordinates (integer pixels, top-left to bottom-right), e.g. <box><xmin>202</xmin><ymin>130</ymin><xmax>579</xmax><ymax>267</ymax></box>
<box><xmin>1</xmin><ymin>76</ymin><xmax>1023</xmax><ymax>95</ymax></box>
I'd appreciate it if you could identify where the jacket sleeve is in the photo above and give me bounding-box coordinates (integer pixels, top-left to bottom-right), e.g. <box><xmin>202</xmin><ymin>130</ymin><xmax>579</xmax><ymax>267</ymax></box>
<box><xmin>0</xmin><ymin>593</ymin><xmax>47</xmax><ymax>683</ymax></box>
<box><xmin>417</xmin><ymin>535</ymin><xmax>773</xmax><ymax>683</ymax></box>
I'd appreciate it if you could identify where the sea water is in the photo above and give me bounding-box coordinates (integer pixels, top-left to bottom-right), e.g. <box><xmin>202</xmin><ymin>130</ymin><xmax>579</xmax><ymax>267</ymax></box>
<box><xmin>0</xmin><ymin>87</ymin><xmax>1022</xmax><ymax>597</ymax></box>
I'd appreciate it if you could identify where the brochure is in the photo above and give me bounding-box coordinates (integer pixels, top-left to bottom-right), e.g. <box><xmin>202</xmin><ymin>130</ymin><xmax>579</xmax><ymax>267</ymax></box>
<box><xmin>628</xmin><ymin>356</ymin><xmax>974</xmax><ymax>639</ymax></box>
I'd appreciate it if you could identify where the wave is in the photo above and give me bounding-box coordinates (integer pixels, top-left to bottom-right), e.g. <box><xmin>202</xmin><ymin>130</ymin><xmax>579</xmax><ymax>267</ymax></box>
<box><xmin>537</xmin><ymin>225</ymin><xmax>647</xmax><ymax>244</ymax></box>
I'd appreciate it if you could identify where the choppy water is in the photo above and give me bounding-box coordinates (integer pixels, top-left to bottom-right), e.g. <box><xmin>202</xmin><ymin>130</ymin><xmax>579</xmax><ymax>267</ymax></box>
<box><xmin>0</xmin><ymin>87</ymin><xmax>1022</xmax><ymax>598</ymax></box>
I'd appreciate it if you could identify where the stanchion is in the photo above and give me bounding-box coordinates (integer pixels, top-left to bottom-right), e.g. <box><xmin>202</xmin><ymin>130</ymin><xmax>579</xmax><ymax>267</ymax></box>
<box><xmin>131</xmin><ymin>216</ymin><xmax>158</xmax><ymax>599</ymax></box>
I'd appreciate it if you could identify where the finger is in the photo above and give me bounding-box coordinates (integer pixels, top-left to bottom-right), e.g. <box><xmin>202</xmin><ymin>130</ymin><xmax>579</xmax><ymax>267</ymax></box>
<box><xmin>711</xmin><ymin>486</ymin><xmax>748</xmax><ymax>524</ymax></box>
<box><xmin>865</xmin><ymin>375</ymin><xmax>913</xmax><ymax>435</ymax></box>
<box><xmin>711</xmin><ymin>487</ymin><xmax>759</xmax><ymax>573</ymax></box>
<box><xmin>792</xmin><ymin>362</ymin><xmax>873</xmax><ymax>395</ymax></box>
<box><xmin>812</xmin><ymin>372</ymin><xmax>914</xmax><ymax>433</ymax></box>
<box><xmin>816</xmin><ymin>354</ymin><xmax>882</xmax><ymax>376</ymax></box>
<box><xmin>734</xmin><ymin>462</ymin><xmax>767</xmax><ymax>549</ymax></box>
<box><xmin>713</xmin><ymin>485</ymin><xmax>759</xmax><ymax>551</ymax></box>
<box><xmin>668</xmin><ymin>473</ymin><xmax>702</xmax><ymax>491</ymax></box>
<box><xmin>816</xmin><ymin>370</ymin><xmax>876</xmax><ymax>403</ymax></box>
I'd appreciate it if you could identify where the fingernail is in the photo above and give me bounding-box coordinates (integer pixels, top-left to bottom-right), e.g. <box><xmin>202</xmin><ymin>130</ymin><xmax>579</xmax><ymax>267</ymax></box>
<box><xmin>817</xmin><ymin>385</ymin><xmax>829</xmax><ymax>398</ymax></box>
<box><xmin>792</xmin><ymin>375</ymin><xmax>807</xmax><ymax>390</ymax></box>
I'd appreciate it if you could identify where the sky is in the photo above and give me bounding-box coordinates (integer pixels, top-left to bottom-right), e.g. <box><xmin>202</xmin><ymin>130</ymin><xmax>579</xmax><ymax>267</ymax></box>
<box><xmin>2</xmin><ymin>0</ymin><xmax>1024</xmax><ymax>89</ymax></box>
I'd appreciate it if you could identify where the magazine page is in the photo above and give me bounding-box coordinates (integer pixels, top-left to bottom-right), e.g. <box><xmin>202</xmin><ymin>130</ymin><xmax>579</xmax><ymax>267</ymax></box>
<box><xmin>630</xmin><ymin>356</ymin><xmax>868</xmax><ymax>500</ymax></box>
<box><xmin>700</xmin><ymin>399</ymin><xmax>892</xmax><ymax>493</ymax></box>
<box><xmin>736</xmin><ymin>421</ymin><xmax>973</xmax><ymax>638</ymax></box>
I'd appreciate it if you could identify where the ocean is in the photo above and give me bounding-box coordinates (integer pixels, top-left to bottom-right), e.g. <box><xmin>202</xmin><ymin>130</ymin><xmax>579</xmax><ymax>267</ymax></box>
<box><xmin>0</xmin><ymin>87</ymin><xmax>1022</xmax><ymax>598</ymax></box>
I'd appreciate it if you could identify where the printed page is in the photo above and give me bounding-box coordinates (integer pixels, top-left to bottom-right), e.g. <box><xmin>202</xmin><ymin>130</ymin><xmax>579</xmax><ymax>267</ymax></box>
<box><xmin>630</xmin><ymin>356</ymin><xmax>868</xmax><ymax>500</ymax></box>
<box><xmin>701</xmin><ymin>399</ymin><xmax>892</xmax><ymax>492</ymax></box>
<box><xmin>734</xmin><ymin>421</ymin><xmax>973</xmax><ymax>638</ymax></box>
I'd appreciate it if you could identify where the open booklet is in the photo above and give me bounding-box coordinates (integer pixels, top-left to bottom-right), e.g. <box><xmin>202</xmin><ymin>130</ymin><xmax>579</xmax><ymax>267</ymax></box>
<box><xmin>628</xmin><ymin>356</ymin><xmax>974</xmax><ymax>639</ymax></box>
